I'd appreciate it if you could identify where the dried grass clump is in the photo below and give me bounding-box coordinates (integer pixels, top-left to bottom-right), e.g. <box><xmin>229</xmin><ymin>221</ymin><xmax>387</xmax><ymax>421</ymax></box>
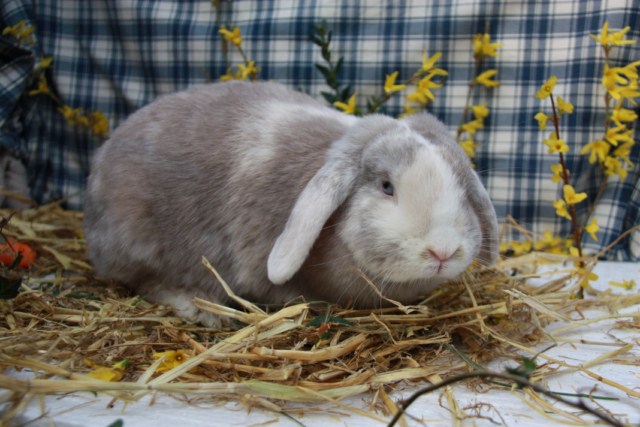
<box><xmin>0</xmin><ymin>204</ymin><xmax>638</xmax><ymax>425</ymax></box>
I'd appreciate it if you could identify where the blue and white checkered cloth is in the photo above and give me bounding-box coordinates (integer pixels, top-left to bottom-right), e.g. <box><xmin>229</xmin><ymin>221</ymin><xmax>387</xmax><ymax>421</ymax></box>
<box><xmin>1</xmin><ymin>0</ymin><xmax>639</xmax><ymax>260</ymax></box>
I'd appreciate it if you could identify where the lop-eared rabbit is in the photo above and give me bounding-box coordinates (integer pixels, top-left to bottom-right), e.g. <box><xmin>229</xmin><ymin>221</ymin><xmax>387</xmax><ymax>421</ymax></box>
<box><xmin>84</xmin><ymin>81</ymin><xmax>498</xmax><ymax>326</ymax></box>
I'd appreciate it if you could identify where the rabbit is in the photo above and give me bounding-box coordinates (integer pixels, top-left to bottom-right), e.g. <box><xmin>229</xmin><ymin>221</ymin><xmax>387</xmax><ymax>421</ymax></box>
<box><xmin>84</xmin><ymin>81</ymin><xmax>499</xmax><ymax>327</ymax></box>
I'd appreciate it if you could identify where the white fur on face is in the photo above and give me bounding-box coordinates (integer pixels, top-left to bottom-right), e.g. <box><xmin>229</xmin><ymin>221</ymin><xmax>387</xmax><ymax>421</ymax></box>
<box><xmin>344</xmin><ymin>143</ymin><xmax>479</xmax><ymax>284</ymax></box>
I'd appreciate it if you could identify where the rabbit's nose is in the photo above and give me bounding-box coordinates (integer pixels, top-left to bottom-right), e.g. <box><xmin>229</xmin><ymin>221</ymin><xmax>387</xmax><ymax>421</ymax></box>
<box><xmin>422</xmin><ymin>247</ymin><xmax>461</xmax><ymax>274</ymax></box>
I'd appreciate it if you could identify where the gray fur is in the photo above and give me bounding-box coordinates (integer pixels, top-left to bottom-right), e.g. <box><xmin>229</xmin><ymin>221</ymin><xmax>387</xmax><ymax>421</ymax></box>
<box><xmin>84</xmin><ymin>81</ymin><xmax>499</xmax><ymax>325</ymax></box>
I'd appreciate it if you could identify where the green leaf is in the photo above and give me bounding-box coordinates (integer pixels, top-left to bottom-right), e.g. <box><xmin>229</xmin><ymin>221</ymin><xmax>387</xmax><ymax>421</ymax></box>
<box><xmin>307</xmin><ymin>315</ymin><xmax>326</xmax><ymax>327</ymax></box>
<box><xmin>321</xmin><ymin>45</ymin><xmax>331</xmax><ymax>62</ymax></box>
<box><xmin>314</xmin><ymin>64</ymin><xmax>333</xmax><ymax>80</ymax></box>
<box><xmin>315</xmin><ymin>65</ymin><xmax>339</xmax><ymax>90</ymax></box>
<box><xmin>113</xmin><ymin>359</ymin><xmax>131</xmax><ymax>370</ymax></box>
<box><xmin>339</xmin><ymin>85</ymin><xmax>353</xmax><ymax>102</ymax></box>
<box><xmin>310</xmin><ymin>34</ymin><xmax>324</xmax><ymax>46</ymax></box>
<box><xmin>314</xmin><ymin>21</ymin><xmax>327</xmax><ymax>37</ymax></box>
<box><xmin>307</xmin><ymin>315</ymin><xmax>352</xmax><ymax>327</ymax></box>
<box><xmin>335</xmin><ymin>56</ymin><xmax>343</xmax><ymax>75</ymax></box>
<box><xmin>321</xmin><ymin>92</ymin><xmax>337</xmax><ymax>104</ymax></box>
<box><xmin>107</xmin><ymin>420</ymin><xmax>124</xmax><ymax>427</ymax></box>
<box><xmin>328</xmin><ymin>316</ymin><xmax>352</xmax><ymax>326</ymax></box>
<box><xmin>366</xmin><ymin>96</ymin><xmax>380</xmax><ymax>111</ymax></box>
<box><xmin>521</xmin><ymin>356</ymin><xmax>538</xmax><ymax>373</ymax></box>
<box><xmin>505</xmin><ymin>356</ymin><xmax>538</xmax><ymax>383</ymax></box>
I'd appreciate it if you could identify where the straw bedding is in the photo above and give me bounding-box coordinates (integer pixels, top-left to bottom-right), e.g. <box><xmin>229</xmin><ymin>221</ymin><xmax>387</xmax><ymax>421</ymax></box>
<box><xmin>0</xmin><ymin>203</ymin><xmax>638</xmax><ymax>425</ymax></box>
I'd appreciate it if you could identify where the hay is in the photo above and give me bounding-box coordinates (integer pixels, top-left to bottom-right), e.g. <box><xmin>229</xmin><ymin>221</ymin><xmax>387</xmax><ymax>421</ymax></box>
<box><xmin>0</xmin><ymin>203</ymin><xmax>638</xmax><ymax>425</ymax></box>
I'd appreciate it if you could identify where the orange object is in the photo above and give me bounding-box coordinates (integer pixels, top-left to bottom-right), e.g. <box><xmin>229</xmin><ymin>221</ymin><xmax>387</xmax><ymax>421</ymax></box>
<box><xmin>0</xmin><ymin>238</ymin><xmax>36</xmax><ymax>268</ymax></box>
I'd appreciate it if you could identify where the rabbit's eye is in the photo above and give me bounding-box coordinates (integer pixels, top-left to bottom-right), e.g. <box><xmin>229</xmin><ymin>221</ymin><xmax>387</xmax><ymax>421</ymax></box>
<box><xmin>381</xmin><ymin>180</ymin><xmax>394</xmax><ymax>196</ymax></box>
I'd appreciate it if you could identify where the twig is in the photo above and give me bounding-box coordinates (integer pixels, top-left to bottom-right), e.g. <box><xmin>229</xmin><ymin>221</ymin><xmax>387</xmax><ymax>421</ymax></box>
<box><xmin>387</xmin><ymin>371</ymin><xmax>626</xmax><ymax>427</ymax></box>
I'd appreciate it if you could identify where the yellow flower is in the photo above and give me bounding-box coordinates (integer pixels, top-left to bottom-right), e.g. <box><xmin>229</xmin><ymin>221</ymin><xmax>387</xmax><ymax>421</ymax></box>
<box><xmin>609</xmin><ymin>27</ymin><xmax>635</xmax><ymax>46</ymax></box>
<box><xmin>590</xmin><ymin>21</ymin><xmax>636</xmax><ymax>48</ymax></box>
<box><xmin>577</xmin><ymin>268</ymin><xmax>598</xmax><ymax>289</ymax></box>
<box><xmin>603</xmin><ymin>156</ymin><xmax>629</xmax><ymax>180</ymax></box>
<box><xmin>536</xmin><ymin>76</ymin><xmax>558</xmax><ymax>99</ymax></box>
<box><xmin>534</xmin><ymin>111</ymin><xmax>548</xmax><ymax>130</ymax></box>
<box><xmin>237</xmin><ymin>60</ymin><xmax>258</xmax><ymax>80</ymax></box>
<box><xmin>604</xmin><ymin>123</ymin><xmax>633</xmax><ymax>146</ymax></box>
<box><xmin>590</xmin><ymin>21</ymin><xmax>610</xmax><ymax>46</ymax></box>
<box><xmin>619</xmin><ymin>165</ymin><xmax>631</xmax><ymax>180</ymax></box>
<box><xmin>334</xmin><ymin>94</ymin><xmax>358</xmax><ymax>115</ymax></box>
<box><xmin>459</xmin><ymin>139</ymin><xmax>476</xmax><ymax>158</ymax></box>
<box><xmin>502</xmin><ymin>240</ymin><xmax>532</xmax><ymax>256</ymax></box>
<box><xmin>420</xmin><ymin>52</ymin><xmax>447</xmax><ymax>76</ymax></box>
<box><xmin>609</xmin><ymin>84</ymin><xmax>640</xmax><ymax>103</ymax></box>
<box><xmin>219</xmin><ymin>66</ymin><xmax>239</xmax><ymax>81</ymax></box>
<box><xmin>568</xmin><ymin>245</ymin><xmax>580</xmax><ymax>257</ymax></box>
<box><xmin>84</xmin><ymin>359</ymin><xmax>128</xmax><ymax>382</ymax></box>
<box><xmin>59</xmin><ymin>105</ymin><xmax>80</xmax><ymax>123</ymax></box>
<box><xmin>460</xmin><ymin>119</ymin><xmax>484</xmax><ymax>135</ymax></box>
<box><xmin>580</xmin><ymin>139</ymin><xmax>610</xmax><ymax>164</ymax></box>
<box><xmin>553</xmin><ymin>199</ymin><xmax>572</xmax><ymax>220</ymax></box>
<box><xmin>59</xmin><ymin>105</ymin><xmax>90</xmax><ymax>127</ymax></box>
<box><xmin>384</xmin><ymin>71</ymin><xmax>407</xmax><ymax>94</ymax></box>
<box><xmin>564</xmin><ymin>238</ymin><xmax>575</xmax><ymax>250</ymax></box>
<box><xmin>473</xmin><ymin>33</ymin><xmax>502</xmax><ymax>58</ymax></box>
<box><xmin>90</xmin><ymin>111</ymin><xmax>109</xmax><ymax>137</ymax></box>
<box><xmin>563</xmin><ymin>184</ymin><xmax>587</xmax><ymax>205</ymax></box>
<box><xmin>609</xmin><ymin>279</ymin><xmax>636</xmax><ymax>290</ymax></box>
<box><xmin>86</xmin><ymin>367</ymin><xmax>123</xmax><ymax>382</ymax></box>
<box><xmin>28</xmin><ymin>75</ymin><xmax>50</xmax><ymax>96</ymax></box>
<box><xmin>534</xmin><ymin>230</ymin><xmax>564</xmax><ymax>252</ymax></box>
<box><xmin>406</xmin><ymin>74</ymin><xmax>443</xmax><ymax>105</ymax></box>
<box><xmin>153</xmin><ymin>349</ymin><xmax>190</xmax><ymax>373</ymax></box>
<box><xmin>603</xmin><ymin>155</ymin><xmax>620</xmax><ymax>174</ymax></box>
<box><xmin>474</xmin><ymin>69</ymin><xmax>500</xmax><ymax>88</ymax></box>
<box><xmin>511</xmin><ymin>240</ymin><xmax>533</xmax><ymax>256</ymax></box>
<box><xmin>38</xmin><ymin>56</ymin><xmax>54</xmax><ymax>69</ymax></box>
<box><xmin>550</xmin><ymin>163</ymin><xmax>565</xmax><ymax>183</ymax></box>
<box><xmin>584</xmin><ymin>219</ymin><xmax>599</xmax><ymax>241</ymax></box>
<box><xmin>556</xmin><ymin>97</ymin><xmax>574</xmax><ymax>114</ymax></box>
<box><xmin>471</xmin><ymin>104</ymin><xmax>489</xmax><ymax>120</ymax></box>
<box><xmin>614</xmin><ymin>141</ymin><xmax>634</xmax><ymax>165</ymax></box>
<box><xmin>604</xmin><ymin>62</ymin><xmax>640</xmax><ymax>88</ymax></box>
<box><xmin>603</xmin><ymin>62</ymin><xmax>640</xmax><ymax>103</ymax></box>
<box><xmin>612</xmin><ymin>105</ymin><xmax>638</xmax><ymax>124</ymax></box>
<box><xmin>616</xmin><ymin>166</ymin><xmax>629</xmax><ymax>181</ymax></box>
<box><xmin>399</xmin><ymin>105</ymin><xmax>416</xmax><ymax>117</ymax></box>
<box><xmin>2</xmin><ymin>20</ymin><xmax>35</xmax><ymax>44</ymax></box>
<box><xmin>543</xmin><ymin>133</ymin><xmax>569</xmax><ymax>154</ymax></box>
<box><xmin>499</xmin><ymin>241</ymin><xmax>511</xmax><ymax>254</ymax></box>
<box><xmin>59</xmin><ymin>105</ymin><xmax>75</xmax><ymax>121</ymax></box>
<box><xmin>219</xmin><ymin>26</ymin><xmax>242</xmax><ymax>46</ymax></box>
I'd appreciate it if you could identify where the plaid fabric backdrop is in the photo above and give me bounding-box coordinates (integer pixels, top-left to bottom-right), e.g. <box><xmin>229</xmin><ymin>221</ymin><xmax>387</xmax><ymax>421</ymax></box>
<box><xmin>1</xmin><ymin>0</ymin><xmax>639</xmax><ymax>259</ymax></box>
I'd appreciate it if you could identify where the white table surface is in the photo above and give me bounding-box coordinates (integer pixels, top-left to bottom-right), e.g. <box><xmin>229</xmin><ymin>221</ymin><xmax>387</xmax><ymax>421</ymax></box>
<box><xmin>3</xmin><ymin>261</ymin><xmax>640</xmax><ymax>427</ymax></box>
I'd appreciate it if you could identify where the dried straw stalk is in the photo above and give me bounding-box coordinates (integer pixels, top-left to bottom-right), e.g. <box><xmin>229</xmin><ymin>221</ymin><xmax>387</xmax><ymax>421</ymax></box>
<box><xmin>0</xmin><ymin>204</ymin><xmax>638</xmax><ymax>426</ymax></box>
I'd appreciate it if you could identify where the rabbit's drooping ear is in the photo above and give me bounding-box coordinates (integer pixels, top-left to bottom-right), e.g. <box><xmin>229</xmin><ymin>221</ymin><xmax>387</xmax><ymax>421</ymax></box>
<box><xmin>267</xmin><ymin>159</ymin><xmax>356</xmax><ymax>285</ymax></box>
<box><xmin>268</xmin><ymin>115</ymin><xmax>398</xmax><ymax>285</ymax></box>
<box><xmin>468</xmin><ymin>178</ymin><xmax>500</xmax><ymax>265</ymax></box>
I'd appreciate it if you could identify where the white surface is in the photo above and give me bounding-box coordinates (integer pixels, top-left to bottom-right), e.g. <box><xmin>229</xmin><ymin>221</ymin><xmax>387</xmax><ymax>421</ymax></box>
<box><xmin>3</xmin><ymin>261</ymin><xmax>640</xmax><ymax>427</ymax></box>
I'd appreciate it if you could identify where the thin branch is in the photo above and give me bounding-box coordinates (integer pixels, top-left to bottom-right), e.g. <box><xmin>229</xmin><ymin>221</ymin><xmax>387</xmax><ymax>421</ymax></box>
<box><xmin>387</xmin><ymin>370</ymin><xmax>626</xmax><ymax>427</ymax></box>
